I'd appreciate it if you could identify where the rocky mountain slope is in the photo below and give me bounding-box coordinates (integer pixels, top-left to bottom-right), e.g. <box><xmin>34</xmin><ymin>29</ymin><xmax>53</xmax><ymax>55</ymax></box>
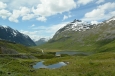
<box><xmin>40</xmin><ymin>16</ymin><xmax>115</xmax><ymax>52</ymax></box>
<box><xmin>53</xmin><ymin>19</ymin><xmax>96</xmax><ymax>40</ymax></box>
<box><xmin>0</xmin><ymin>25</ymin><xmax>36</xmax><ymax>46</ymax></box>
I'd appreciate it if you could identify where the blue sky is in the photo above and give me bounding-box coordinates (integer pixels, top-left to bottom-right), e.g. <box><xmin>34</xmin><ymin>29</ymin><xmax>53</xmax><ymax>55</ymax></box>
<box><xmin>0</xmin><ymin>0</ymin><xmax>115</xmax><ymax>41</ymax></box>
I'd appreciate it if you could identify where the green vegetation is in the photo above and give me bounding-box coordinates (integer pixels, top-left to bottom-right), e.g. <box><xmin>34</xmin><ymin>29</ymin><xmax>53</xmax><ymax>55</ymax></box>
<box><xmin>38</xmin><ymin>21</ymin><xmax>115</xmax><ymax>53</ymax></box>
<box><xmin>0</xmin><ymin>39</ymin><xmax>115</xmax><ymax>76</ymax></box>
<box><xmin>0</xmin><ymin>21</ymin><xmax>115</xmax><ymax>76</ymax></box>
<box><xmin>0</xmin><ymin>40</ymin><xmax>41</xmax><ymax>53</ymax></box>
<box><xmin>0</xmin><ymin>51</ymin><xmax>115</xmax><ymax>76</ymax></box>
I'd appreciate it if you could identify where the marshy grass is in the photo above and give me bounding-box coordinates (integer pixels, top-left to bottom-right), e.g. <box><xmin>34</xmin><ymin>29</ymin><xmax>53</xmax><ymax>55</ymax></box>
<box><xmin>1</xmin><ymin>51</ymin><xmax>115</xmax><ymax>76</ymax></box>
<box><xmin>0</xmin><ymin>42</ymin><xmax>115</xmax><ymax>76</ymax></box>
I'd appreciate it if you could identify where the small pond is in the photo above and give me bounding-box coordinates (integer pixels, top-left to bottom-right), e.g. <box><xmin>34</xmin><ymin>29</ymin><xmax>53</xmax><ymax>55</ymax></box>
<box><xmin>55</xmin><ymin>51</ymin><xmax>91</xmax><ymax>56</ymax></box>
<box><xmin>33</xmin><ymin>61</ymin><xmax>67</xmax><ymax>69</ymax></box>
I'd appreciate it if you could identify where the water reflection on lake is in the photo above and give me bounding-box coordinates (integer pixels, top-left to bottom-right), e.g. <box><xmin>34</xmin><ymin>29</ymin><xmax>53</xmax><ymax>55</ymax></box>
<box><xmin>33</xmin><ymin>61</ymin><xmax>67</xmax><ymax>69</ymax></box>
<box><xmin>56</xmin><ymin>51</ymin><xmax>91</xmax><ymax>56</ymax></box>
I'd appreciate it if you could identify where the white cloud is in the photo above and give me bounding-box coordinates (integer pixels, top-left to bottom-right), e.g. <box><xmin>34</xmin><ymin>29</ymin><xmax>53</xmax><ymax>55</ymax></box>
<box><xmin>9</xmin><ymin>10</ymin><xmax>20</xmax><ymax>23</ymax></box>
<box><xmin>36</xmin><ymin>16</ymin><xmax>47</xmax><ymax>22</ymax></box>
<box><xmin>110</xmin><ymin>11</ymin><xmax>115</xmax><ymax>16</ymax></box>
<box><xmin>0</xmin><ymin>0</ymin><xmax>76</xmax><ymax>22</ymax></box>
<box><xmin>9</xmin><ymin>7</ymin><xmax>31</xmax><ymax>22</ymax></box>
<box><xmin>20</xmin><ymin>30</ymin><xmax>39</xmax><ymax>35</ymax></box>
<box><xmin>32</xmin><ymin>0</ymin><xmax>76</xmax><ymax>17</ymax></box>
<box><xmin>96</xmin><ymin>0</ymin><xmax>105</xmax><ymax>4</ymax></box>
<box><xmin>33</xmin><ymin>22</ymin><xmax>68</xmax><ymax>33</ymax></box>
<box><xmin>31</xmin><ymin>24</ymin><xmax>35</xmax><ymax>27</ymax></box>
<box><xmin>19</xmin><ymin>7</ymin><xmax>30</xmax><ymax>16</ymax></box>
<box><xmin>77</xmin><ymin>0</ymin><xmax>94</xmax><ymax>5</ymax></box>
<box><xmin>63</xmin><ymin>15</ymin><xmax>72</xmax><ymax>20</ymax></box>
<box><xmin>91</xmin><ymin>21</ymin><xmax>99</xmax><ymax>25</ymax></box>
<box><xmin>20</xmin><ymin>30</ymin><xmax>41</xmax><ymax>41</ymax></box>
<box><xmin>22</xmin><ymin>14</ymin><xmax>34</xmax><ymax>20</ymax></box>
<box><xmin>20</xmin><ymin>22</ymin><xmax>68</xmax><ymax>41</ymax></box>
<box><xmin>0</xmin><ymin>1</ymin><xmax>7</xmax><ymax>9</ymax></box>
<box><xmin>0</xmin><ymin>9</ymin><xmax>11</xmax><ymax>19</ymax></box>
<box><xmin>0</xmin><ymin>0</ymin><xmax>41</xmax><ymax>9</ymax></box>
<box><xmin>20</xmin><ymin>30</ymin><xmax>52</xmax><ymax>41</ymax></box>
<box><xmin>83</xmin><ymin>2</ymin><xmax>115</xmax><ymax>21</ymax></box>
<box><xmin>48</xmin><ymin>22</ymin><xmax>68</xmax><ymax>33</ymax></box>
<box><xmin>85</xmin><ymin>9</ymin><xmax>104</xmax><ymax>18</ymax></box>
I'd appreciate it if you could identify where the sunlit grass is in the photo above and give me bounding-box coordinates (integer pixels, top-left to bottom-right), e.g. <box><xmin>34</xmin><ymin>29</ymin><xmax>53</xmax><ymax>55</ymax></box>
<box><xmin>0</xmin><ymin>39</ymin><xmax>115</xmax><ymax>76</ymax></box>
<box><xmin>0</xmin><ymin>51</ymin><xmax>115</xmax><ymax>76</ymax></box>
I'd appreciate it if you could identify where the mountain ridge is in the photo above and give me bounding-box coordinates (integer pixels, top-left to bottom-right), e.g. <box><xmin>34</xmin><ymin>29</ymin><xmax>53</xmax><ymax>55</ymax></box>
<box><xmin>39</xmin><ymin>16</ymin><xmax>115</xmax><ymax>52</ymax></box>
<box><xmin>0</xmin><ymin>25</ymin><xmax>36</xmax><ymax>46</ymax></box>
<box><xmin>52</xmin><ymin>19</ymin><xmax>97</xmax><ymax>41</ymax></box>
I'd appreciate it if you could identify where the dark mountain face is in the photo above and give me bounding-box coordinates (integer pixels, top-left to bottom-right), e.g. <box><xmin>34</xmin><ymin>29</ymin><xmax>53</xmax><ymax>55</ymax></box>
<box><xmin>0</xmin><ymin>26</ymin><xmax>36</xmax><ymax>46</ymax></box>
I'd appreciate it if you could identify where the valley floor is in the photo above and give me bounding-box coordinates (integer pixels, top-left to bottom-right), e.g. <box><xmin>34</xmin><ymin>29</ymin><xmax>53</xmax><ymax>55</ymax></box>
<box><xmin>0</xmin><ymin>51</ymin><xmax>115</xmax><ymax>76</ymax></box>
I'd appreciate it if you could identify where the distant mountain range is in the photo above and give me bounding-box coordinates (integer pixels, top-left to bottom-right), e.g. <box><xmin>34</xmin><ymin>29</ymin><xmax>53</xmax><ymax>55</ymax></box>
<box><xmin>0</xmin><ymin>25</ymin><xmax>36</xmax><ymax>46</ymax></box>
<box><xmin>35</xmin><ymin>38</ymin><xmax>48</xmax><ymax>46</ymax></box>
<box><xmin>40</xmin><ymin>16</ymin><xmax>115</xmax><ymax>52</ymax></box>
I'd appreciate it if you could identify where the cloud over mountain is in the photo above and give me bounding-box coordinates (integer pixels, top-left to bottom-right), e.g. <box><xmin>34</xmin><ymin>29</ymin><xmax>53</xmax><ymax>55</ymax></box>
<box><xmin>83</xmin><ymin>2</ymin><xmax>115</xmax><ymax>21</ymax></box>
<box><xmin>20</xmin><ymin>22</ymin><xmax>68</xmax><ymax>41</ymax></box>
<box><xmin>0</xmin><ymin>0</ymin><xmax>115</xmax><ymax>41</ymax></box>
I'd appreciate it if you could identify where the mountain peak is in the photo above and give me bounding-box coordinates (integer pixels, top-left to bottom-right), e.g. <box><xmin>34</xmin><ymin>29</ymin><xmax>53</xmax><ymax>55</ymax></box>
<box><xmin>0</xmin><ymin>25</ymin><xmax>11</xmax><ymax>29</ymax></box>
<box><xmin>55</xmin><ymin>19</ymin><xmax>94</xmax><ymax>35</ymax></box>
<box><xmin>0</xmin><ymin>25</ymin><xmax>36</xmax><ymax>46</ymax></box>
<box><xmin>43</xmin><ymin>16</ymin><xmax>115</xmax><ymax>52</ymax></box>
<box><xmin>72</xmin><ymin>19</ymin><xmax>82</xmax><ymax>23</ymax></box>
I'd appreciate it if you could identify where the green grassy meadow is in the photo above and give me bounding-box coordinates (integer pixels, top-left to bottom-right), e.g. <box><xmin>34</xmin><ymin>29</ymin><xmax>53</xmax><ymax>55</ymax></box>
<box><xmin>0</xmin><ymin>51</ymin><xmax>115</xmax><ymax>76</ymax></box>
<box><xmin>0</xmin><ymin>30</ymin><xmax>115</xmax><ymax>76</ymax></box>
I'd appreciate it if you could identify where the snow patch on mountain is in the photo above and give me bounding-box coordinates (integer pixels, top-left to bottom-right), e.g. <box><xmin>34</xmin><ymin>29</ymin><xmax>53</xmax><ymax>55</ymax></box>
<box><xmin>12</xmin><ymin>30</ymin><xmax>17</xmax><ymax>36</ymax></box>
<box><xmin>106</xmin><ymin>16</ymin><xmax>115</xmax><ymax>23</ymax></box>
<box><xmin>22</xmin><ymin>34</ymin><xmax>29</xmax><ymax>38</ymax></box>
<box><xmin>0</xmin><ymin>25</ymin><xmax>36</xmax><ymax>46</ymax></box>
<box><xmin>55</xmin><ymin>19</ymin><xmax>96</xmax><ymax>35</ymax></box>
<box><xmin>0</xmin><ymin>25</ymin><xmax>28</xmax><ymax>37</ymax></box>
<box><xmin>2</xmin><ymin>25</ymin><xmax>9</xmax><ymax>28</ymax></box>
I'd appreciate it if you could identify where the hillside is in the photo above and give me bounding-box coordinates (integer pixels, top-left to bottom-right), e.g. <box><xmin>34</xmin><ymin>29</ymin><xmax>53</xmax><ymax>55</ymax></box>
<box><xmin>0</xmin><ymin>40</ymin><xmax>40</xmax><ymax>54</ymax></box>
<box><xmin>39</xmin><ymin>17</ymin><xmax>115</xmax><ymax>52</ymax></box>
<box><xmin>0</xmin><ymin>17</ymin><xmax>115</xmax><ymax>76</ymax></box>
<box><xmin>0</xmin><ymin>25</ymin><xmax>36</xmax><ymax>46</ymax></box>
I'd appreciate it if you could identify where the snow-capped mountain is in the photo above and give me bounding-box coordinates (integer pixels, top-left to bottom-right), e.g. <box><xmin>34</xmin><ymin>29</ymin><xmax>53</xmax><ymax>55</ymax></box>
<box><xmin>55</xmin><ymin>19</ymin><xmax>95</xmax><ymax>35</ymax></box>
<box><xmin>52</xmin><ymin>19</ymin><xmax>97</xmax><ymax>40</ymax></box>
<box><xmin>0</xmin><ymin>25</ymin><xmax>36</xmax><ymax>46</ymax></box>
<box><xmin>43</xmin><ymin>16</ymin><xmax>115</xmax><ymax>51</ymax></box>
<box><xmin>105</xmin><ymin>16</ymin><xmax>115</xmax><ymax>23</ymax></box>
